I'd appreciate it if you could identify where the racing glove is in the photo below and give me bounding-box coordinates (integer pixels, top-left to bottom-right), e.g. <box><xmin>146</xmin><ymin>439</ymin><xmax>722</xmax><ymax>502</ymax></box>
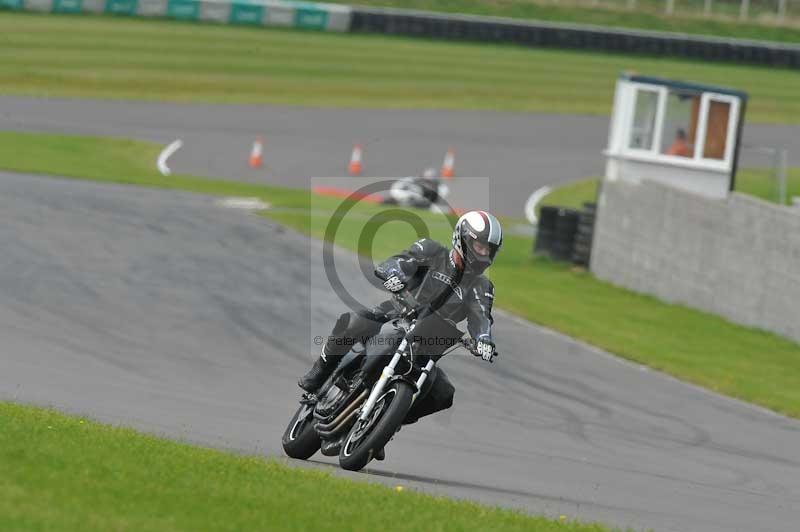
<box><xmin>475</xmin><ymin>334</ymin><xmax>496</xmax><ymax>363</ymax></box>
<box><xmin>375</xmin><ymin>259</ymin><xmax>412</xmax><ymax>293</ymax></box>
<box><xmin>383</xmin><ymin>275</ymin><xmax>406</xmax><ymax>293</ymax></box>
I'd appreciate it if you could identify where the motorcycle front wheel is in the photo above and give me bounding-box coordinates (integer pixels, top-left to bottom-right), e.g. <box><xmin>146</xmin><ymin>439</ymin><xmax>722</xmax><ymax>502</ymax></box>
<box><xmin>339</xmin><ymin>381</ymin><xmax>414</xmax><ymax>471</ymax></box>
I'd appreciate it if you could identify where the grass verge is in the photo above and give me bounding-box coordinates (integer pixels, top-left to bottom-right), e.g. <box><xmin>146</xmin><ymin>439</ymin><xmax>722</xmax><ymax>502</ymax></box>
<box><xmin>536</xmin><ymin>170</ymin><xmax>800</xmax><ymax>209</ymax></box>
<box><xmin>1</xmin><ymin>12</ymin><xmax>800</xmax><ymax>123</ymax></box>
<box><xmin>735</xmin><ymin>168</ymin><xmax>800</xmax><ymax>204</ymax></box>
<box><xmin>538</xmin><ymin>176</ymin><xmax>600</xmax><ymax>213</ymax></box>
<box><xmin>0</xmin><ymin>401</ymin><xmax>614</xmax><ymax>532</ymax></box>
<box><xmin>1</xmin><ymin>130</ymin><xmax>799</xmax><ymax>419</ymax></box>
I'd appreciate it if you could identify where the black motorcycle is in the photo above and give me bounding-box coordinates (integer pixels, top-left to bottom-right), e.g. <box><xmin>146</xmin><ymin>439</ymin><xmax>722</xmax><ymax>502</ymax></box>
<box><xmin>282</xmin><ymin>291</ymin><xmax>492</xmax><ymax>471</ymax></box>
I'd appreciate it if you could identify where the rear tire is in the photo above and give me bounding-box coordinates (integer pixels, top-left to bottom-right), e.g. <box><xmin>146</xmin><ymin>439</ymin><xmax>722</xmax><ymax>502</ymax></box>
<box><xmin>282</xmin><ymin>403</ymin><xmax>321</xmax><ymax>460</ymax></box>
<box><xmin>339</xmin><ymin>381</ymin><xmax>414</xmax><ymax>471</ymax></box>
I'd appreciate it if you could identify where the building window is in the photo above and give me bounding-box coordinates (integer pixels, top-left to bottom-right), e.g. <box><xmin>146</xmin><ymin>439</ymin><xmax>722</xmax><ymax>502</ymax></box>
<box><xmin>660</xmin><ymin>90</ymin><xmax>701</xmax><ymax>158</ymax></box>
<box><xmin>628</xmin><ymin>88</ymin><xmax>659</xmax><ymax>151</ymax></box>
<box><xmin>621</xmin><ymin>83</ymin><xmax>738</xmax><ymax>169</ymax></box>
<box><xmin>702</xmin><ymin>100</ymin><xmax>731</xmax><ymax>161</ymax></box>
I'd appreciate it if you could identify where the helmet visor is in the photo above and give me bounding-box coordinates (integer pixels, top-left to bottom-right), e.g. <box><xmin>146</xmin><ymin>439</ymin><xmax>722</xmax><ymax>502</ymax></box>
<box><xmin>471</xmin><ymin>240</ymin><xmax>491</xmax><ymax>257</ymax></box>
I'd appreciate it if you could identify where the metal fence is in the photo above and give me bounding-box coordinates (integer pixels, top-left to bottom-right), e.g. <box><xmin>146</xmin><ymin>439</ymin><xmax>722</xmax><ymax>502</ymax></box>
<box><xmin>736</xmin><ymin>144</ymin><xmax>789</xmax><ymax>205</ymax></box>
<box><xmin>550</xmin><ymin>0</ymin><xmax>800</xmax><ymax>24</ymax></box>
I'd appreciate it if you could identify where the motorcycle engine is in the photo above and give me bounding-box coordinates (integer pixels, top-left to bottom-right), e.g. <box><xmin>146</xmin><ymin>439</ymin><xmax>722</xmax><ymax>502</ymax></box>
<box><xmin>315</xmin><ymin>370</ymin><xmax>368</xmax><ymax>420</ymax></box>
<box><xmin>315</xmin><ymin>380</ymin><xmax>348</xmax><ymax>419</ymax></box>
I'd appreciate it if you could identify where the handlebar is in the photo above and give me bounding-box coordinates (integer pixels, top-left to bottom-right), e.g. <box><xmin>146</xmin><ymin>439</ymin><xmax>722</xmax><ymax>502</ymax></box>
<box><xmin>393</xmin><ymin>289</ymin><xmax>419</xmax><ymax>309</ymax></box>
<box><xmin>393</xmin><ymin>291</ymin><xmax>497</xmax><ymax>362</ymax></box>
<box><xmin>391</xmin><ymin>289</ymin><xmax>422</xmax><ymax>318</ymax></box>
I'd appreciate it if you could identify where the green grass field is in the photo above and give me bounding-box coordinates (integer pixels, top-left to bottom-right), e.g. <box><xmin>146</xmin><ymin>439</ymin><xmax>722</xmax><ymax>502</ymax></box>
<box><xmin>537</xmin><ymin>177</ymin><xmax>600</xmax><ymax>213</ymax></box>
<box><xmin>2</xmin><ymin>130</ymin><xmax>799</xmax><ymax>419</ymax></box>
<box><xmin>540</xmin><ymin>170</ymin><xmax>800</xmax><ymax>208</ymax></box>
<box><xmin>2</xmin><ymin>12</ymin><xmax>800</xmax><ymax>123</ymax></box>
<box><xmin>735</xmin><ymin>168</ymin><xmax>800</xmax><ymax>204</ymax></box>
<box><xmin>333</xmin><ymin>0</ymin><xmax>800</xmax><ymax>44</ymax></box>
<box><xmin>0</xmin><ymin>402</ymin><xmax>616</xmax><ymax>532</ymax></box>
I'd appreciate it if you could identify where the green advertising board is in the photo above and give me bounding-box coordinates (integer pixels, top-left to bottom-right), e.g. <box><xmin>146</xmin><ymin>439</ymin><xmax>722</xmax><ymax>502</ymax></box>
<box><xmin>294</xmin><ymin>6</ymin><xmax>327</xmax><ymax>30</ymax></box>
<box><xmin>105</xmin><ymin>0</ymin><xmax>137</xmax><ymax>15</ymax></box>
<box><xmin>0</xmin><ymin>0</ymin><xmax>23</xmax><ymax>9</ymax></box>
<box><xmin>53</xmin><ymin>0</ymin><xmax>83</xmax><ymax>13</ymax></box>
<box><xmin>167</xmin><ymin>0</ymin><xmax>198</xmax><ymax>20</ymax></box>
<box><xmin>229</xmin><ymin>2</ymin><xmax>264</xmax><ymax>25</ymax></box>
<box><xmin>106</xmin><ymin>0</ymin><xmax>136</xmax><ymax>16</ymax></box>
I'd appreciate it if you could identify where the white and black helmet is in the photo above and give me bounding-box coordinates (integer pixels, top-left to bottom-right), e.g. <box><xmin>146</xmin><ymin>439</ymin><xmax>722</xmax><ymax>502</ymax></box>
<box><xmin>452</xmin><ymin>211</ymin><xmax>503</xmax><ymax>274</ymax></box>
<box><xmin>421</xmin><ymin>167</ymin><xmax>438</xmax><ymax>179</ymax></box>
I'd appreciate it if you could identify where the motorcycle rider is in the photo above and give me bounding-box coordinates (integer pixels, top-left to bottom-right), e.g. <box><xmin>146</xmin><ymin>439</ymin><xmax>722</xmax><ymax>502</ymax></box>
<box><xmin>384</xmin><ymin>167</ymin><xmax>446</xmax><ymax>209</ymax></box>
<box><xmin>415</xmin><ymin>167</ymin><xmax>443</xmax><ymax>205</ymax></box>
<box><xmin>299</xmin><ymin>211</ymin><xmax>502</xmax><ymax>447</ymax></box>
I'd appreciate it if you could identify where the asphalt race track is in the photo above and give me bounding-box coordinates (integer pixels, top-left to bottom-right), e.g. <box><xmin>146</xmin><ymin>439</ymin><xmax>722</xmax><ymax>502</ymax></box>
<box><xmin>1</xmin><ymin>171</ymin><xmax>799</xmax><ymax>532</ymax></box>
<box><xmin>2</xmin><ymin>96</ymin><xmax>800</xmax><ymax>217</ymax></box>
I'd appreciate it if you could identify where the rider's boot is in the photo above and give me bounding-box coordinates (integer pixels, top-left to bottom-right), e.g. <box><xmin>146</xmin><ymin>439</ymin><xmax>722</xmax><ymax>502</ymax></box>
<box><xmin>298</xmin><ymin>347</ymin><xmax>342</xmax><ymax>393</ymax></box>
<box><xmin>320</xmin><ymin>435</ymin><xmax>345</xmax><ymax>456</ymax></box>
<box><xmin>373</xmin><ymin>425</ymin><xmax>401</xmax><ymax>461</ymax></box>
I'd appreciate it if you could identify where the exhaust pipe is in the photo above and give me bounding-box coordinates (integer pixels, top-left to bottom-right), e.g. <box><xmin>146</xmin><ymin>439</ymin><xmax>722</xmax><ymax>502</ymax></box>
<box><xmin>316</xmin><ymin>407</ymin><xmax>361</xmax><ymax>439</ymax></box>
<box><xmin>316</xmin><ymin>389</ymin><xmax>368</xmax><ymax>438</ymax></box>
<box><xmin>318</xmin><ymin>389</ymin><xmax>369</xmax><ymax>432</ymax></box>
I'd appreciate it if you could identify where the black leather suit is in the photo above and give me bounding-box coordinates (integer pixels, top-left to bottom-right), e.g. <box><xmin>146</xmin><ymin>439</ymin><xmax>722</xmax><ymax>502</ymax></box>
<box><xmin>321</xmin><ymin>238</ymin><xmax>496</xmax><ymax>423</ymax></box>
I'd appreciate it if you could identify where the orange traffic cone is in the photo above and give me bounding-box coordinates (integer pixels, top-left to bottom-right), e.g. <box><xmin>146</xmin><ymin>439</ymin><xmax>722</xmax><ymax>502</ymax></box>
<box><xmin>249</xmin><ymin>136</ymin><xmax>264</xmax><ymax>169</ymax></box>
<box><xmin>441</xmin><ymin>147</ymin><xmax>455</xmax><ymax>180</ymax></box>
<box><xmin>348</xmin><ymin>144</ymin><xmax>363</xmax><ymax>176</ymax></box>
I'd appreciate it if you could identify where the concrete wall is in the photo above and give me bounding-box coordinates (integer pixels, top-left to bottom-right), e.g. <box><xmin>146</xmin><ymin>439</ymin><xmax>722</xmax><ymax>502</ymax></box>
<box><xmin>605</xmin><ymin>155</ymin><xmax>732</xmax><ymax>200</ymax></box>
<box><xmin>591</xmin><ymin>178</ymin><xmax>800</xmax><ymax>343</ymax></box>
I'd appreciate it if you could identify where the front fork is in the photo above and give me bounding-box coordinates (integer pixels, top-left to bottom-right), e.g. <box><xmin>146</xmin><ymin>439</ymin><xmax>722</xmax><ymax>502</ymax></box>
<box><xmin>359</xmin><ymin>338</ymin><xmax>406</xmax><ymax>421</ymax></box>
<box><xmin>358</xmin><ymin>337</ymin><xmax>436</xmax><ymax>421</ymax></box>
<box><xmin>413</xmin><ymin>359</ymin><xmax>435</xmax><ymax>401</ymax></box>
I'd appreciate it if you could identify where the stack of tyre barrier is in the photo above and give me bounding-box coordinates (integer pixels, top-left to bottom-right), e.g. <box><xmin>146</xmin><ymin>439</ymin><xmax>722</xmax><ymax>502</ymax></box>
<box><xmin>571</xmin><ymin>203</ymin><xmax>596</xmax><ymax>267</ymax></box>
<box><xmin>532</xmin><ymin>205</ymin><xmax>558</xmax><ymax>257</ymax></box>
<box><xmin>533</xmin><ymin>203</ymin><xmax>596</xmax><ymax>266</ymax></box>
<box><xmin>350</xmin><ymin>9</ymin><xmax>800</xmax><ymax>68</ymax></box>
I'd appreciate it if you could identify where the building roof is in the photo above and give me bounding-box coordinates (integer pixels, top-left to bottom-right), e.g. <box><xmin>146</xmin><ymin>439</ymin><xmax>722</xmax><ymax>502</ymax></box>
<box><xmin>621</xmin><ymin>73</ymin><xmax>748</xmax><ymax>101</ymax></box>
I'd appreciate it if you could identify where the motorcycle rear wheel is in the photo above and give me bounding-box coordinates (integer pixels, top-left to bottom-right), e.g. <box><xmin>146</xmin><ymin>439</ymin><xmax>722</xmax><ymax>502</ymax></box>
<box><xmin>339</xmin><ymin>381</ymin><xmax>414</xmax><ymax>471</ymax></box>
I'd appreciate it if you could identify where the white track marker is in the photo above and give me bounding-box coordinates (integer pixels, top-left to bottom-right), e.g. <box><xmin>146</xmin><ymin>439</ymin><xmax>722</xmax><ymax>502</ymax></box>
<box><xmin>216</xmin><ymin>197</ymin><xmax>271</xmax><ymax>211</ymax></box>
<box><xmin>157</xmin><ymin>139</ymin><xmax>183</xmax><ymax>176</ymax></box>
<box><xmin>524</xmin><ymin>186</ymin><xmax>552</xmax><ymax>225</ymax></box>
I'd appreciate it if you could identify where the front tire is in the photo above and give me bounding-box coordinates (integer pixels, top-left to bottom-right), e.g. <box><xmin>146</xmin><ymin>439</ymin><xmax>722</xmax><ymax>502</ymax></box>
<box><xmin>339</xmin><ymin>381</ymin><xmax>414</xmax><ymax>471</ymax></box>
<box><xmin>282</xmin><ymin>403</ymin><xmax>321</xmax><ymax>460</ymax></box>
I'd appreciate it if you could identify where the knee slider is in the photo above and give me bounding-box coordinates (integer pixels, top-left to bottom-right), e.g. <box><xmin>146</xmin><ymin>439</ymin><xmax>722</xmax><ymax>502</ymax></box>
<box><xmin>443</xmin><ymin>389</ymin><xmax>454</xmax><ymax>410</ymax></box>
<box><xmin>439</xmin><ymin>378</ymin><xmax>455</xmax><ymax>409</ymax></box>
<box><xmin>332</xmin><ymin>312</ymin><xmax>352</xmax><ymax>335</ymax></box>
